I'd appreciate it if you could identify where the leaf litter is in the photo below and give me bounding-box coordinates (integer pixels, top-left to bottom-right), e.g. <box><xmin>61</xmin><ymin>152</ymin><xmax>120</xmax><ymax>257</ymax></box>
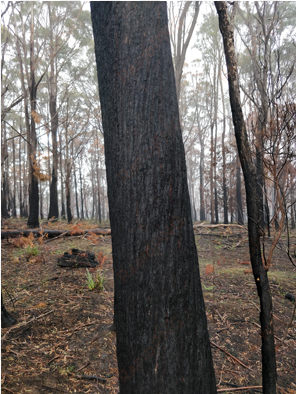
<box><xmin>1</xmin><ymin>219</ymin><xmax>296</xmax><ymax>393</ymax></box>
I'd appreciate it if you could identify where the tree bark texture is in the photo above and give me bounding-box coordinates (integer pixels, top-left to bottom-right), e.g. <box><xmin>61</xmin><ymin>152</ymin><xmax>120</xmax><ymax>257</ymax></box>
<box><xmin>215</xmin><ymin>2</ymin><xmax>276</xmax><ymax>393</ymax></box>
<box><xmin>91</xmin><ymin>2</ymin><xmax>216</xmax><ymax>394</ymax></box>
<box><xmin>1</xmin><ymin>293</ymin><xmax>16</xmax><ymax>328</ymax></box>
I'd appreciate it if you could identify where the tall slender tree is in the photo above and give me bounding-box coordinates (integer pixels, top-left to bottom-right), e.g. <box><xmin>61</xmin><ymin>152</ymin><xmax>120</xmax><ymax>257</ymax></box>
<box><xmin>215</xmin><ymin>2</ymin><xmax>276</xmax><ymax>393</ymax></box>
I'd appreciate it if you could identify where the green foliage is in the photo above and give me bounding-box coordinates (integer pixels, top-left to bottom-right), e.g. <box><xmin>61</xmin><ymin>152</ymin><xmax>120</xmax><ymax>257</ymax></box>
<box><xmin>85</xmin><ymin>268</ymin><xmax>104</xmax><ymax>291</ymax></box>
<box><xmin>203</xmin><ymin>284</ymin><xmax>214</xmax><ymax>291</ymax></box>
<box><xmin>26</xmin><ymin>245</ymin><xmax>39</xmax><ymax>257</ymax></box>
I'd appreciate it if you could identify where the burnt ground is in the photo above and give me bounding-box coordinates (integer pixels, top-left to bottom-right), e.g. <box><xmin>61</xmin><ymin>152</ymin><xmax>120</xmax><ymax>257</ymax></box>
<box><xmin>1</xmin><ymin>219</ymin><xmax>296</xmax><ymax>394</ymax></box>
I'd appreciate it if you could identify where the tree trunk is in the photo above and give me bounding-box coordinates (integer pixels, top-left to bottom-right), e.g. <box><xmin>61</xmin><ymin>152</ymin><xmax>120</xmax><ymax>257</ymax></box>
<box><xmin>27</xmin><ymin>4</ymin><xmax>39</xmax><ymax>228</ymax></box>
<box><xmin>80</xmin><ymin>166</ymin><xmax>84</xmax><ymax>220</ymax></box>
<box><xmin>65</xmin><ymin>159</ymin><xmax>72</xmax><ymax>223</ymax></box>
<box><xmin>1</xmin><ymin>293</ymin><xmax>16</xmax><ymax>328</ymax></box>
<box><xmin>19</xmin><ymin>135</ymin><xmax>23</xmax><ymax>217</ymax></box>
<box><xmin>12</xmin><ymin>135</ymin><xmax>17</xmax><ymax>217</ymax></box>
<box><xmin>210</xmin><ymin>123</ymin><xmax>215</xmax><ymax>224</ymax></box>
<box><xmin>59</xmin><ymin>133</ymin><xmax>66</xmax><ymax>219</ymax></box>
<box><xmin>236</xmin><ymin>155</ymin><xmax>244</xmax><ymax>225</ymax></box>
<box><xmin>1</xmin><ymin>123</ymin><xmax>10</xmax><ymax>218</ymax></box>
<box><xmin>199</xmin><ymin>137</ymin><xmax>205</xmax><ymax>221</ymax></box>
<box><xmin>65</xmin><ymin>98</ymin><xmax>72</xmax><ymax>223</ymax></box>
<box><xmin>96</xmin><ymin>132</ymin><xmax>102</xmax><ymax>224</ymax></box>
<box><xmin>91</xmin><ymin>3</ymin><xmax>217</xmax><ymax>393</ymax></box>
<box><xmin>220</xmin><ymin>68</ymin><xmax>228</xmax><ymax>224</ymax></box>
<box><xmin>1</xmin><ymin>171</ymin><xmax>10</xmax><ymax>219</ymax></box>
<box><xmin>215</xmin><ymin>3</ymin><xmax>277</xmax><ymax>393</ymax></box>
<box><xmin>174</xmin><ymin>1</ymin><xmax>200</xmax><ymax>103</ymax></box>
<box><xmin>74</xmin><ymin>162</ymin><xmax>79</xmax><ymax>219</ymax></box>
<box><xmin>47</xmin><ymin>4</ymin><xmax>59</xmax><ymax>220</ymax></box>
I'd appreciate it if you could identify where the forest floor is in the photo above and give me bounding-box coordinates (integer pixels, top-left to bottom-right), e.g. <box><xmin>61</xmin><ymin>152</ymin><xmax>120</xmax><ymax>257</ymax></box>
<box><xmin>1</xmin><ymin>218</ymin><xmax>296</xmax><ymax>394</ymax></box>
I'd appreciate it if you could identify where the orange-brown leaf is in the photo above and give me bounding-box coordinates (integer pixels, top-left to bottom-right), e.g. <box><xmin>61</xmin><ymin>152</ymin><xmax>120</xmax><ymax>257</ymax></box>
<box><xmin>205</xmin><ymin>264</ymin><xmax>214</xmax><ymax>275</ymax></box>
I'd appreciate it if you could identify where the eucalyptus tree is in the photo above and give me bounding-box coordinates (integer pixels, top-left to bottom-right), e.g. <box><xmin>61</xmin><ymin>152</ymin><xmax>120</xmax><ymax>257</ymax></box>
<box><xmin>91</xmin><ymin>2</ymin><xmax>217</xmax><ymax>393</ymax></box>
<box><xmin>168</xmin><ymin>1</ymin><xmax>201</xmax><ymax>103</ymax></box>
<box><xmin>236</xmin><ymin>1</ymin><xmax>296</xmax><ymax>230</ymax></box>
<box><xmin>45</xmin><ymin>1</ymin><xmax>94</xmax><ymax>220</ymax></box>
<box><xmin>215</xmin><ymin>2</ymin><xmax>277</xmax><ymax>392</ymax></box>
<box><xmin>195</xmin><ymin>7</ymin><xmax>223</xmax><ymax>223</ymax></box>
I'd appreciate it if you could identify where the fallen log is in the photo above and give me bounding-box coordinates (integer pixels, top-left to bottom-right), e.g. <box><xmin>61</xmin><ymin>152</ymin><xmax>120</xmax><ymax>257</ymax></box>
<box><xmin>193</xmin><ymin>223</ymin><xmax>247</xmax><ymax>229</ymax></box>
<box><xmin>1</xmin><ymin>228</ymin><xmax>111</xmax><ymax>239</ymax></box>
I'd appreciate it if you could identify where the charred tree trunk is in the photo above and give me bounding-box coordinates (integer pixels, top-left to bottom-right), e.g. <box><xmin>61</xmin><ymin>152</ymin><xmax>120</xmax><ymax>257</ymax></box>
<box><xmin>27</xmin><ymin>4</ymin><xmax>39</xmax><ymax>228</ymax></box>
<box><xmin>1</xmin><ymin>171</ymin><xmax>10</xmax><ymax>219</ymax></box>
<box><xmin>215</xmin><ymin>3</ymin><xmax>277</xmax><ymax>393</ymax></box>
<box><xmin>264</xmin><ymin>179</ymin><xmax>270</xmax><ymax>237</ymax></box>
<box><xmin>1</xmin><ymin>293</ymin><xmax>16</xmax><ymax>328</ymax></box>
<box><xmin>236</xmin><ymin>155</ymin><xmax>244</xmax><ymax>225</ymax></box>
<box><xmin>91</xmin><ymin>3</ymin><xmax>216</xmax><ymax>393</ymax></box>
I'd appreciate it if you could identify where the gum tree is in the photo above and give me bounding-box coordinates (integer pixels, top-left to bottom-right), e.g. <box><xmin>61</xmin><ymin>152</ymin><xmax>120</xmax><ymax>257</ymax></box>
<box><xmin>91</xmin><ymin>2</ymin><xmax>216</xmax><ymax>393</ymax></box>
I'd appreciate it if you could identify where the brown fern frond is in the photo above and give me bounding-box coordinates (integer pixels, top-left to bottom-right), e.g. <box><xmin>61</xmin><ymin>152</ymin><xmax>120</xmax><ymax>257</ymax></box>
<box><xmin>70</xmin><ymin>224</ymin><xmax>84</xmax><ymax>236</ymax></box>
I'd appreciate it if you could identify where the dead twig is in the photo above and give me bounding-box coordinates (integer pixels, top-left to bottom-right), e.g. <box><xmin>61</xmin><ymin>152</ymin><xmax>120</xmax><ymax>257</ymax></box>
<box><xmin>1</xmin><ymin>310</ymin><xmax>54</xmax><ymax>342</ymax></box>
<box><xmin>63</xmin><ymin>320</ymin><xmax>98</xmax><ymax>338</ymax></box>
<box><xmin>44</xmin><ymin>231</ymin><xmax>68</xmax><ymax>243</ymax></box>
<box><xmin>2</xmin><ymin>388</ymin><xmax>19</xmax><ymax>394</ymax></box>
<box><xmin>217</xmin><ymin>327</ymin><xmax>229</xmax><ymax>334</ymax></box>
<box><xmin>210</xmin><ymin>341</ymin><xmax>252</xmax><ymax>371</ymax></box>
<box><xmin>47</xmin><ymin>355</ymin><xmax>61</xmax><ymax>365</ymax></box>
<box><xmin>217</xmin><ymin>386</ymin><xmax>262</xmax><ymax>392</ymax></box>
<box><xmin>75</xmin><ymin>374</ymin><xmax>107</xmax><ymax>383</ymax></box>
<box><xmin>75</xmin><ymin>362</ymin><xmax>91</xmax><ymax>373</ymax></box>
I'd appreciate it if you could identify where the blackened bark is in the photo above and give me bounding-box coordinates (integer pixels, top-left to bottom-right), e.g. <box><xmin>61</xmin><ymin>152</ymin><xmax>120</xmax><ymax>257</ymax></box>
<box><xmin>91</xmin><ymin>2</ymin><xmax>216</xmax><ymax>393</ymax></box>
<box><xmin>66</xmin><ymin>181</ymin><xmax>72</xmax><ymax>223</ymax></box>
<box><xmin>215</xmin><ymin>188</ymin><xmax>219</xmax><ymax>224</ymax></box>
<box><xmin>1</xmin><ymin>171</ymin><xmax>10</xmax><ymax>218</ymax></box>
<box><xmin>256</xmin><ymin>144</ymin><xmax>265</xmax><ymax>229</ymax></box>
<box><xmin>236</xmin><ymin>156</ymin><xmax>244</xmax><ymax>225</ymax></box>
<box><xmin>215</xmin><ymin>2</ymin><xmax>276</xmax><ymax>393</ymax></box>
<box><xmin>264</xmin><ymin>180</ymin><xmax>270</xmax><ymax>237</ymax></box>
<box><xmin>1</xmin><ymin>293</ymin><xmax>16</xmax><ymax>328</ymax></box>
